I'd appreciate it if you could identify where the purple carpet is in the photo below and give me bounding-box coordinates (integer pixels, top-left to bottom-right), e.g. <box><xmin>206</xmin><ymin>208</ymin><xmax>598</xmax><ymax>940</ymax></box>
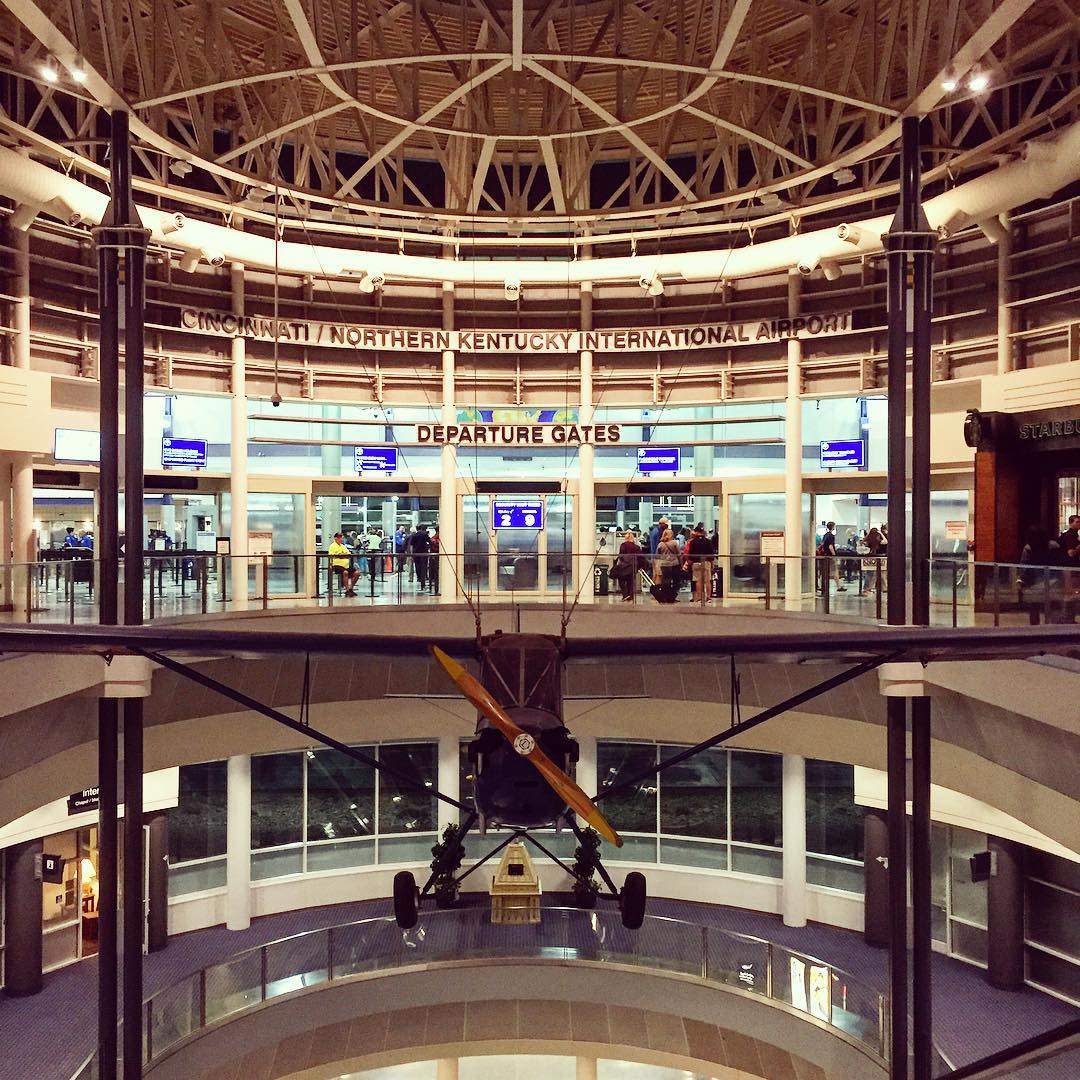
<box><xmin>0</xmin><ymin>894</ymin><xmax>1074</xmax><ymax>1079</ymax></box>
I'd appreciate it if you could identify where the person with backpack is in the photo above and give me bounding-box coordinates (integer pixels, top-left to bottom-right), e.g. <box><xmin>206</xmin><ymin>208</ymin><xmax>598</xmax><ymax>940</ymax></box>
<box><xmin>817</xmin><ymin>521</ymin><xmax>845</xmax><ymax>594</ymax></box>
<box><xmin>683</xmin><ymin>522</ymin><xmax>716</xmax><ymax>602</ymax></box>
<box><xmin>610</xmin><ymin>530</ymin><xmax>643</xmax><ymax>602</ymax></box>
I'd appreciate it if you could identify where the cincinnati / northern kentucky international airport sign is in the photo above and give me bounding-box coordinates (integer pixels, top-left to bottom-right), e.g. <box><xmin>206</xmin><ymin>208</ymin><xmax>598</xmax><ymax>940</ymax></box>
<box><xmin>179</xmin><ymin>308</ymin><xmax>852</xmax><ymax>354</ymax></box>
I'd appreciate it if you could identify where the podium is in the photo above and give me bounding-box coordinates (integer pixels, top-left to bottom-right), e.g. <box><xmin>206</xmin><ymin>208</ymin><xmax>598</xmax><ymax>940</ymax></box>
<box><xmin>489</xmin><ymin>842</ymin><xmax>541</xmax><ymax>924</ymax></box>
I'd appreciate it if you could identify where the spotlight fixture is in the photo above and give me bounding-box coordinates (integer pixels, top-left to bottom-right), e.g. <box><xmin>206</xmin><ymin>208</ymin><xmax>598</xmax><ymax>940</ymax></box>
<box><xmin>832</xmin><ymin>167</ymin><xmax>856</xmax><ymax>185</ymax></box>
<box><xmin>160</xmin><ymin>212</ymin><xmax>186</xmax><ymax>235</ymax></box>
<box><xmin>504</xmin><ymin>278</ymin><xmax>521</xmax><ymax>302</ymax></box>
<box><xmin>820</xmin><ymin>260</ymin><xmax>842</xmax><ymax>282</ymax></box>
<box><xmin>357</xmin><ymin>271</ymin><xmax>385</xmax><ymax>294</ymax></box>
<box><xmin>203</xmin><ymin>249</ymin><xmax>225</xmax><ymax>267</ymax></box>
<box><xmin>638</xmin><ymin>274</ymin><xmax>664</xmax><ymax>297</ymax></box>
<box><xmin>169</xmin><ymin>159</ymin><xmax>193</xmax><ymax>179</ymax></box>
<box><xmin>941</xmin><ymin>77</ymin><xmax>958</xmax><ymax>93</ymax></box>
<box><xmin>177</xmin><ymin>250</ymin><xmax>200</xmax><ymax>273</ymax></box>
<box><xmin>69</xmin><ymin>62</ymin><xmax>87</xmax><ymax>84</ymax></box>
<box><xmin>836</xmin><ymin>223</ymin><xmax>863</xmax><ymax>246</ymax></box>
<box><xmin>270</xmin><ymin>391</ymin><xmax>283</xmax><ymax>408</ymax></box>
<box><xmin>758</xmin><ymin>191</ymin><xmax>784</xmax><ymax>209</ymax></box>
<box><xmin>10</xmin><ymin>203</ymin><xmax>40</xmax><ymax>231</ymax></box>
<box><xmin>246</xmin><ymin>186</ymin><xmax>270</xmax><ymax>202</ymax></box>
<box><xmin>795</xmin><ymin>257</ymin><xmax>819</xmax><ymax>278</ymax></box>
<box><xmin>40</xmin><ymin>59</ymin><xmax>59</xmax><ymax>84</ymax></box>
<box><xmin>968</xmin><ymin>71</ymin><xmax>989</xmax><ymax>93</ymax></box>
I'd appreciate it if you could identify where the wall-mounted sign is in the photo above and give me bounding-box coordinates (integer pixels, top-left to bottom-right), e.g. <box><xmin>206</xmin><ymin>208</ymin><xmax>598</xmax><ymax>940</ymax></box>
<box><xmin>416</xmin><ymin>423</ymin><xmax>620</xmax><ymax>447</ymax></box>
<box><xmin>37</xmin><ymin>852</ymin><xmax>65</xmax><ymax>884</ymax></box>
<box><xmin>181</xmin><ymin>308</ymin><xmax>854</xmax><ymax>354</ymax></box>
<box><xmin>67</xmin><ymin>787</ymin><xmax>100</xmax><ymax>815</ymax></box>
<box><xmin>493</xmin><ymin>498</ymin><xmax>545</xmax><ymax>530</ymax></box>
<box><xmin>636</xmin><ymin>447</ymin><xmax>681</xmax><ymax>473</ymax></box>
<box><xmin>819</xmin><ymin>439</ymin><xmax>866</xmax><ymax>469</ymax></box>
<box><xmin>248</xmin><ymin>530</ymin><xmax>274</xmax><ymax>557</ymax></box>
<box><xmin>54</xmin><ymin>428</ymin><xmax>101</xmax><ymax>463</ymax></box>
<box><xmin>354</xmin><ymin>446</ymin><xmax>398</xmax><ymax>473</ymax></box>
<box><xmin>161</xmin><ymin>436</ymin><xmax>207</xmax><ymax>469</ymax></box>
<box><xmin>944</xmin><ymin>520</ymin><xmax>968</xmax><ymax>541</ymax></box>
<box><xmin>759</xmin><ymin>530</ymin><xmax>786</xmax><ymax>557</ymax></box>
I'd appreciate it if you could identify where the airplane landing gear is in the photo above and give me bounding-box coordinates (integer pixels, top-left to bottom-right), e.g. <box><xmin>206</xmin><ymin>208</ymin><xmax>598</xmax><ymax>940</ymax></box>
<box><xmin>393</xmin><ymin>869</ymin><xmax>420</xmax><ymax>929</ymax></box>
<box><xmin>619</xmin><ymin>871</ymin><xmax>647</xmax><ymax>929</ymax></box>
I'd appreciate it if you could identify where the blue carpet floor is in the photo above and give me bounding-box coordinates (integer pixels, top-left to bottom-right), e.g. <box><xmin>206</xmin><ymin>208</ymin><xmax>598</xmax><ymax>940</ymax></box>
<box><xmin>0</xmin><ymin>894</ymin><xmax>1074</xmax><ymax>1079</ymax></box>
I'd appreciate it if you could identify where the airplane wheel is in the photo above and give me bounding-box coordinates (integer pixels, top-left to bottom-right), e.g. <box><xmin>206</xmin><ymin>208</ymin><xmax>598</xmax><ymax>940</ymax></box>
<box><xmin>619</xmin><ymin>871</ymin><xmax>647</xmax><ymax>930</ymax></box>
<box><xmin>393</xmin><ymin>870</ymin><xmax>419</xmax><ymax>929</ymax></box>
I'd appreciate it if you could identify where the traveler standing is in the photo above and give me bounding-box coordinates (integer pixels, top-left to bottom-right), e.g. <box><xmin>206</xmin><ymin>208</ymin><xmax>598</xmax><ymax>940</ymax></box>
<box><xmin>654</xmin><ymin>528</ymin><xmax>682</xmax><ymax>603</ymax></box>
<box><xmin>328</xmin><ymin>532</ymin><xmax>359</xmax><ymax>597</ymax></box>
<box><xmin>818</xmin><ymin>521</ymin><xmax>845</xmax><ymax>593</ymax></box>
<box><xmin>611</xmin><ymin>530</ymin><xmax>643</xmax><ymax>602</ymax></box>
<box><xmin>63</xmin><ymin>526</ymin><xmax>80</xmax><ymax>547</ymax></box>
<box><xmin>1057</xmin><ymin>515</ymin><xmax>1080</xmax><ymax>566</ymax></box>
<box><xmin>648</xmin><ymin>516</ymin><xmax>669</xmax><ymax>555</ymax></box>
<box><xmin>409</xmin><ymin>524</ymin><xmax>431</xmax><ymax>591</ymax></box>
<box><xmin>429</xmin><ymin>526</ymin><xmax>441</xmax><ymax>593</ymax></box>
<box><xmin>394</xmin><ymin>525</ymin><xmax>407</xmax><ymax>573</ymax></box>
<box><xmin>684</xmin><ymin>522</ymin><xmax>715</xmax><ymax>602</ymax></box>
<box><xmin>860</xmin><ymin>527</ymin><xmax>885</xmax><ymax>597</ymax></box>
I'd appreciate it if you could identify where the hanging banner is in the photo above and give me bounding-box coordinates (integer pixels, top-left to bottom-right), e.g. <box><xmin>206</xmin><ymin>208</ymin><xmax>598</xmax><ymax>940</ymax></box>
<box><xmin>179</xmin><ymin>308</ymin><xmax>853</xmax><ymax>354</ymax></box>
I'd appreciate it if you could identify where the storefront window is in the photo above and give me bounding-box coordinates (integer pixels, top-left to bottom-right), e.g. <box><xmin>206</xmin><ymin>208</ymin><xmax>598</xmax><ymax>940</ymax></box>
<box><xmin>251</xmin><ymin>753</ymin><xmax>304</xmax><ymax>849</ymax></box>
<box><xmin>306</xmin><ymin>749</ymin><xmax>376</xmax><ymax>841</ymax></box>
<box><xmin>658</xmin><ymin>745</ymin><xmax>727</xmax><ymax>839</ymax></box>
<box><xmin>597</xmin><ymin>742</ymin><xmax>657</xmax><ymax>833</ymax></box>
<box><xmin>169</xmin><ymin>762</ymin><xmax>227</xmax><ymax>862</ymax></box>
<box><xmin>377</xmin><ymin>743</ymin><xmax>438</xmax><ymax>834</ymax></box>
<box><xmin>806</xmin><ymin>761</ymin><xmax>862</xmax><ymax>861</ymax></box>
<box><xmin>730</xmin><ymin>751</ymin><xmax>783</xmax><ymax>848</ymax></box>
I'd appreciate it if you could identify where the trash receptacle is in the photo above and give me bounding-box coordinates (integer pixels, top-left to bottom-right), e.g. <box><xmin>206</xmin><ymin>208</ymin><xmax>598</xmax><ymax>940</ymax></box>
<box><xmin>593</xmin><ymin>563</ymin><xmax>609</xmax><ymax>596</ymax></box>
<box><xmin>182</xmin><ymin>557</ymin><xmax>197</xmax><ymax>580</ymax></box>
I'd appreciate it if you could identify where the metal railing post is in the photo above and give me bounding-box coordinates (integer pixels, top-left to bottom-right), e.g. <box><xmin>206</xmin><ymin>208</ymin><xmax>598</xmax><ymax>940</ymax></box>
<box><xmin>327</xmin><ymin>558</ymin><xmax>334</xmax><ymax>607</ymax></box>
<box><xmin>198</xmin><ymin>969</ymin><xmax>207</xmax><ymax>1028</ymax></box>
<box><xmin>700</xmin><ymin>925</ymin><xmax>709</xmax><ymax>979</ymax></box>
<box><xmin>25</xmin><ymin>564</ymin><xmax>32</xmax><ymax>623</ymax></box>
<box><xmin>993</xmin><ymin>565</ymin><xmax>1001</xmax><ymax>627</ymax></box>
<box><xmin>145</xmin><ymin>998</ymin><xmax>153</xmax><ymax>1064</ymax></box>
<box><xmin>876</xmin><ymin>558</ymin><xmax>883</xmax><ymax>620</ymax></box>
<box><xmin>200</xmin><ymin>559</ymin><xmax>208</xmax><ymax>615</ymax></box>
<box><xmin>879</xmin><ymin>993</ymin><xmax>888</xmax><ymax>1061</ymax></box>
<box><xmin>148</xmin><ymin>563</ymin><xmax>156</xmax><ymax>621</ymax></box>
<box><xmin>68</xmin><ymin>562</ymin><xmax>76</xmax><ymax>623</ymax></box>
<box><xmin>766</xmin><ymin>942</ymin><xmax>774</xmax><ymax>999</ymax></box>
<box><xmin>823</xmin><ymin>560</ymin><xmax>831</xmax><ymax>615</ymax></box>
<box><xmin>262</xmin><ymin>554</ymin><xmax>269</xmax><ymax>609</ymax></box>
<box><xmin>260</xmin><ymin>945</ymin><xmax>269</xmax><ymax>1001</ymax></box>
<box><xmin>1043</xmin><ymin>564</ymin><xmax>1051</xmax><ymax>626</ymax></box>
<box><xmin>293</xmin><ymin>555</ymin><xmax>300</xmax><ymax>594</ymax></box>
<box><xmin>327</xmin><ymin>926</ymin><xmax>334</xmax><ymax>979</ymax></box>
<box><xmin>951</xmin><ymin>563</ymin><xmax>958</xmax><ymax>627</ymax></box>
<box><xmin>764</xmin><ymin>557</ymin><xmax>771</xmax><ymax>610</ymax></box>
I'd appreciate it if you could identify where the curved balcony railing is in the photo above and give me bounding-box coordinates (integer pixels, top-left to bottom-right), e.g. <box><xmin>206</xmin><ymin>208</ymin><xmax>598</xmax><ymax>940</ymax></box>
<box><xmin>4</xmin><ymin>552</ymin><xmax>1079</xmax><ymax>631</ymax></box>
<box><xmin>70</xmin><ymin>905</ymin><xmax>888</xmax><ymax>1078</ymax></box>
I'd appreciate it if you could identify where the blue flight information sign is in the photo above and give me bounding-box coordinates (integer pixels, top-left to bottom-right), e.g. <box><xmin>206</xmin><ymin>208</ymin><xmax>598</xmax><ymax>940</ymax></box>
<box><xmin>819</xmin><ymin>439</ymin><xmax>866</xmax><ymax>469</ymax></box>
<box><xmin>637</xmin><ymin>446</ymin><xmax>681</xmax><ymax>473</ymax></box>
<box><xmin>161</xmin><ymin>437</ymin><xmax>207</xmax><ymax>469</ymax></box>
<box><xmin>493</xmin><ymin>498</ymin><xmax>545</xmax><ymax>530</ymax></box>
<box><xmin>354</xmin><ymin>447</ymin><xmax>398</xmax><ymax>473</ymax></box>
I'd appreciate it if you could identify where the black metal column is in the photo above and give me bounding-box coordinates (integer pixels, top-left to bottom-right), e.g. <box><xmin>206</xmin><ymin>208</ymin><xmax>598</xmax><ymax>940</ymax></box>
<box><xmin>886</xmin><ymin>695</ymin><xmax>909</xmax><ymax>1079</ymax></box>
<box><xmin>911</xmin><ymin>696</ymin><xmax>932</xmax><ymax>1080</ymax></box>
<box><xmin>122</xmin><ymin>697</ymin><xmax>144</xmax><ymax>1080</ymax></box>
<box><xmin>97</xmin><ymin>698</ymin><xmax>118</xmax><ymax>1075</ymax></box>
<box><xmin>863</xmin><ymin>807</ymin><xmax>891</xmax><ymax>948</ymax></box>
<box><xmin>987</xmin><ymin>836</ymin><xmax>1026</xmax><ymax>991</ymax></box>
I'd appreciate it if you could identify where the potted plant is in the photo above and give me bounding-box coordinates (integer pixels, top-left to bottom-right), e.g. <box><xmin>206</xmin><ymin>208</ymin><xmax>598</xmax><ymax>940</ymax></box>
<box><xmin>571</xmin><ymin>826</ymin><xmax>602</xmax><ymax>909</ymax></box>
<box><xmin>429</xmin><ymin>823</ymin><xmax>466</xmax><ymax>908</ymax></box>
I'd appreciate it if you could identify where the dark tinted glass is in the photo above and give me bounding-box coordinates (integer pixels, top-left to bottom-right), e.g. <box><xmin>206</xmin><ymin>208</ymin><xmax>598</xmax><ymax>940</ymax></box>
<box><xmin>251</xmin><ymin>753</ymin><xmax>303</xmax><ymax>849</ymax></box>
<box><xmin>169</xmin><ymin>761</ymin><xmax>227</xmax><ymax>862</ymax></box>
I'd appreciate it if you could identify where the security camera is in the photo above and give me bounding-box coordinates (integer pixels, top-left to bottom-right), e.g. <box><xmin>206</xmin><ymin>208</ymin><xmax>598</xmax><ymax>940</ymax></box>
<box><xmin>160</xmin><ymin>213</ymin><xmax>186</xmax><ymax>236</ymax></box>
<box><xmin>178</xmin><ymin>250</ymin><xmax>200</xmax><ymax>273</ymax></box>
<box><xmin>369</xmin><ymin>272</ymin><xmax>385</xmax><ymax>291</ymax></box>
<box><xmin>271</xmin><ymin>392</ymin><xmax>282</xmax><ymax>408</ymax></box>
<box><xmin>820</xmin><ymin>260</ymin><xmax>842</xmax><ymax>281</ymax></box>
<box><xmin>504</xmin><ymin>279</ymin><xmax>521</xmax><ymax>301</ymax></box>
<box><xmin>796</xmin><ymin>258</ymin><xmax>818</xmax><ymax>277</ymax></box>
<box><xmin>639</xmin><ymin>274</ymin><xmax>664</xmax><ymax>297</ymax></box>
<box><xmin>204</xmin><ymin>250</ymin><xmax>225</xmax><ymax>267</ymax></box>
<box><xmin>44</xmin><ymin>198</ymin><xmax>83</xmax><ymax>227</ymax></box>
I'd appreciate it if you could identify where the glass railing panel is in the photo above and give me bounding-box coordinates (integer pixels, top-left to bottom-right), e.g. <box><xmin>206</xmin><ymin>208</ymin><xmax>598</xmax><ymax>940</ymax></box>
<box><xmin>595</xmin><ymin>910</ymin><xmax>701</xmax><ymax>976</ymax></box>
<box><xmin>329</xmin><ymin>917</ymin><xmax>411</xmax><ymax>977</ymax></box>
<box><xmin>829</xmin><ymin>969</ymin><xmax>882</xmax><ymax>1050</ymax></box>
<box><xmin>148</xmin><ymin>972</ymin><xmax>201</xmax><ymax>1060</ymax></box>
<box><xmin>264</xmin><ymin>929</ymin><xmax>330</xmax><ymax>999</ymax></box>
<box><xmin>703</xmin><ymin>927</ymin><xmax>769</xmax><ymax>995</ymax></box>
<box><xmin>203</xmin><ymin>949</ymin><xmax>263</xmax><ymax>1023</ymax></box>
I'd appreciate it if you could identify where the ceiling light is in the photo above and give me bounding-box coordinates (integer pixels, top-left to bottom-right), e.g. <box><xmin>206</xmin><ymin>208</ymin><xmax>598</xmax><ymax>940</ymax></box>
<box><xmin>169</xmin><ymin>159</ymin><xmax>193</xmax><ymax>179</ymax></box>
<box><xmin>968</xmin><ymin>72</ymin><xmax>989</xmax><ymax>93</ymax></box>
<box><xmin>69</xmin><ymin>63</ymin><xmax>87</xmax><ymax>85</ymax></box>
<box><xmin>40</xmin><ymin>60</ymin><xmax>59</xmax><ymax>83</ymax></box>
<box><xmin>832</xmin><ymin>167</ymin><xmax>855</xmax><ymax>185</ymax></box>
<box><xmin>941</xmin><ymin>77</ymin><xmax>958</xmax><ymax>93</ymax></box>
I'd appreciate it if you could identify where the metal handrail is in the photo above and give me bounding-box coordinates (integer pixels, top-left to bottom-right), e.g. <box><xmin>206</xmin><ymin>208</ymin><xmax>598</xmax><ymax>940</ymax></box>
<box><xmin>71</xmin><ymin>905</ymin><xmax>888</xmax><ymax>1078</ymax></box>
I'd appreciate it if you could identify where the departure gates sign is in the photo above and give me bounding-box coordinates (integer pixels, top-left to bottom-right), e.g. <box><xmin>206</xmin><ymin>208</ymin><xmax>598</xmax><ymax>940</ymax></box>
<box><xmin>181</xmin><ymin>308</ymin><xmax>853</xmax><ymax>354</ymax></box>
<box><xmin>416</xmin><ymin>423</ymin><xmax>620</xmax><ymax>446</ymax></box>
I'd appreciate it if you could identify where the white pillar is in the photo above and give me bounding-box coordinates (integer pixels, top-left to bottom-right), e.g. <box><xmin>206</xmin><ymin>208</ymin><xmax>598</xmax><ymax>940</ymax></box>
<box><xmin>440</xmin><ymin>283</ymin><xmax>459</xmax><ymax>604</ymax></box>
<box><xmin>996</xmin><ymin>212</ymin><xmax>1013</xmax><ymax>375</ymax></box>
<box><xmin>0</xmin><ymin>457</ymin><xmax>10</xmax><ymax>608</ymax></box>
<box><xmin>782</xmin><ymin>753</ymin><xmax>807</xmax><ymax>928</ymax></box>
<box><xmin>436</xmin><ymin>1060</ymin><xmax>459</xmax><ymax>1080</ymax></box>
<box><xmin>12</xmin><ymin>454</ymin><xmax>34</xmax><ymax>618</ymax></box>
<box><xmin>575</xmin><ymin>1057</ymin><xmax>598</xmax><ymax>1080</ymax></box>
<box><xmin>577</xmin><ymin>281</ymin><xmax>596</xmax><ymax>605</ymax></box>
<box><xmin>784</xmin><ymin>270</ymin><xmax>803</xmax><ymax>610</ymax></box>
<box><xmin>575</xmin><ymin>735</ymin><xmax>598</xmax><ymax>830</ymax></box>
<box><xmin>12</xmin><ymin>227</ymin><xmax>30</xmax><ymax>369</ymax></box>
<box><xmin>226</xmin><ymin>753</ymin><xmax>251</xmax><ymax>931</ymax></box>
<box><xmin>437</xmin><ymin>733</ymin><xmax>461</xmax><ymax>834</ymax></box>
<box><xmin>230</xmin><ymin>252</ymin><xmax>249</xmax><ymax>611</ymax></box>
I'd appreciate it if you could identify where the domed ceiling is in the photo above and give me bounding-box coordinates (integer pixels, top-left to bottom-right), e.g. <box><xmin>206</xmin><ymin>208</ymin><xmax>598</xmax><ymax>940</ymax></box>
<box><xmin>0</xmin><ymin>0</ymin><xmax>1075</xmax><ymax>239</ymax></box>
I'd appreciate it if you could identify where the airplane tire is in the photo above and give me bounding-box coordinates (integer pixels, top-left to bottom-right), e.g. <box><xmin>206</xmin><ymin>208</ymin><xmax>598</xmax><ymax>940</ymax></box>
<box><xmin>619</xmin><ymin>871</ymin><xmax>647</xmax><ymax>929</ymax></box>
<box><xmin>393</xmin><ymin>870</ymin><xmax>419</xmax><ymax>929</ymax></box>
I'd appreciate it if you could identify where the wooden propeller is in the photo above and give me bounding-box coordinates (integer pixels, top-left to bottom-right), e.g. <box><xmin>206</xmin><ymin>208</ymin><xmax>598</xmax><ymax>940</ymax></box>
<box><xmin>432</xmin><ymin>646</ymin><xmax>623</xmax><ymax>847</ymax></box>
